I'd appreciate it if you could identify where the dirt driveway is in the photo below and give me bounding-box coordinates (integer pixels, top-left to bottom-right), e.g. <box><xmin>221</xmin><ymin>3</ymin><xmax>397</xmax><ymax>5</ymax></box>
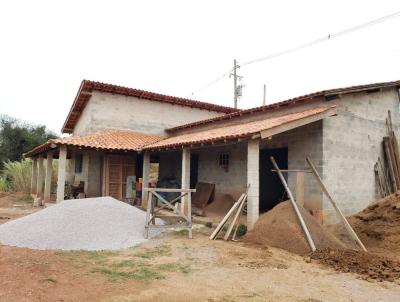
<box><xmin>0</xmin><ymin>193</ymin><xmax>400</xmax><ymax>302</ymax></box>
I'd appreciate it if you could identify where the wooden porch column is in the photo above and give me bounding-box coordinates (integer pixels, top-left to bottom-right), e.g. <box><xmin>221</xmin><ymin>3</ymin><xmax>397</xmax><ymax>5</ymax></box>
<box><xmin>181</xmin><ymin>147</ymin><xmax>191</xmax><ymax>214</ymax></box>
<box><xmin>82</xmin><ymin>152</ymin><xmax>90</xmax><ymax>195</ymax></box>
<box><xmin>247</xmin><ymin>139</ymin><xmax>260</xmax><ymax>230</ymax></box>
<box><xmin>44</xmin><ymin>151</ymin><xmax>53</xmax><ymax>203</ymax></box>
<box><xmin>141</xmin><ymin>151</ymin><xmax>150</xmax><ymax>208</ymax></box>
<box><xmin>36</xmin><ymin>155</ymin><xmax>45</xmax><ymax>199</ymax></box>
<box><xmin>56</xmin><ymin>146</ymin><xmax>67</xmax><ymax>202</ymax></box>
<box><xmin>30</xmin><ymin>157</ymin><xmax>38</xmax><ymax>195</ymax></box>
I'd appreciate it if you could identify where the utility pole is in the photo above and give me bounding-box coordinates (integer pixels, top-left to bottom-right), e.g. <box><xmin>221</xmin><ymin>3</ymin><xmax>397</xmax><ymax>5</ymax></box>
<box><xmin>233</xmin><ymin>59</ymin><xmax>238</xmax><ymax>109</ymax></box>
<box><xmin>231</xmin><ymin>59</ymin><xmax>243</xmax><ymax>109</ymax></box>
<box><xmin>263</xmin><ymin>84</ymin><xmax>266</xmax><ymax>106</ymax></box>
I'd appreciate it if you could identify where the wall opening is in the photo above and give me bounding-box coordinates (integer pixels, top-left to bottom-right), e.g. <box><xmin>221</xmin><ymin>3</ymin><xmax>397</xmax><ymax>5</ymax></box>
<box><xmin>259</xmin><ymin>147</ymin><xmax>288</xmax><ymax>212</ymax></box>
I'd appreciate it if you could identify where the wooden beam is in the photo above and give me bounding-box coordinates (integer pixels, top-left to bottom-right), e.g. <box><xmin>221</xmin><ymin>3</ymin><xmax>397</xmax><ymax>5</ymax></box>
<box><xmin>260</xmin><ymin>106</ymin><xmax>337</xmax><ymax>139</ymax></box>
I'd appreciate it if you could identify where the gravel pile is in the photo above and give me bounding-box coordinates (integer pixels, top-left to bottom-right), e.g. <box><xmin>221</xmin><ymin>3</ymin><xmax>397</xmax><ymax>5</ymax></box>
<box><xmin>0</xmin><ymin>197</ymin><xmax>163</xmax><ymax>251</ymax></box>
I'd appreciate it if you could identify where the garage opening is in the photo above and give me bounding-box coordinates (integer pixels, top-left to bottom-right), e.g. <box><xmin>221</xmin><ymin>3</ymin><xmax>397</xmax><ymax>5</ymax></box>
<box><xmin>259</xmin><ymin>147</ymin><xmax>288</xmax><ymax>212</ymax></box>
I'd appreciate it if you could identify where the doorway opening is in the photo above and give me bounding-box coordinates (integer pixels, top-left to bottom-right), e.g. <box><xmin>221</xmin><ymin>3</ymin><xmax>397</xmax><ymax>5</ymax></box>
<box><xmin>259</xmin><ymin>147</ymin><xmax>288</xmax><ymax>212</ymax></box>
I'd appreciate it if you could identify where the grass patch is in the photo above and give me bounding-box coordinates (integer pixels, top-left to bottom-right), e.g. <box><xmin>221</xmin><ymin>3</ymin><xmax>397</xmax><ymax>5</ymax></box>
<box><xmin>205</xmin><ymin>222</ymin><xmax>213</xmax><ymax>228</ymax></box>
<box><xmin>173</xmin><ymin>229</ymin><xmax>189</xmax><ymax>236</ymax></box>
<box><xmin>157</xmin><ymin>262</ymin><xmax>190</xmax><ymax>273</ymax></box>
<box><xmin>91</xmin><ymin>266</ymin><xmax>165</xmax><ymax>282</ymax></box>
<box><xmin>133</xmin><ymin>244</ymin><xmax>171</xmax><ymax>259</ymax></box>
<box><xmin>17</xmin><ymin>194</ymin><xmax>33</xmax><ymax>202</ymax></box>
<box><xmin>92</xmin><ymin>260</ymin><xmax>189</xmax><ymax>282</ymax></box>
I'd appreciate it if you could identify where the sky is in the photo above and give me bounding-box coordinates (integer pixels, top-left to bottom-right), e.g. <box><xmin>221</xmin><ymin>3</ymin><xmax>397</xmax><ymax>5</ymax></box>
<box><xmin>1</xmin><ymin>0</ymin><xmax>400</xmax><ymax>135</ymax></box>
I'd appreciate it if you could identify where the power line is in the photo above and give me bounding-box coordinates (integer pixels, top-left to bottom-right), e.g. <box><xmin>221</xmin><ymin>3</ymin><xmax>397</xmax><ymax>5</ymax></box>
<box><xmin>241</xmin><ymin>10</ymin><xmax>400</xmax><ymax>66</ymax></box>
<box><xmin>192</xmin><ymin>10</ymin><xmax>400</xmax><ymax>95</ymax></box>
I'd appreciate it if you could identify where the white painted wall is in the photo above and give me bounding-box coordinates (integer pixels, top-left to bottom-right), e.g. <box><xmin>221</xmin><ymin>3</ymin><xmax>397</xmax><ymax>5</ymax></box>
<box><xmin>73</xmin><ymin>91</ymin><xmax>225</xmax><ymax>135</ymax></box>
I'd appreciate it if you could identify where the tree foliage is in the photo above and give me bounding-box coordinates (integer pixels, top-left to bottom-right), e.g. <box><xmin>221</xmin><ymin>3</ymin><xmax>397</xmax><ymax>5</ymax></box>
<box><xmin>0</xmin><ymin>115</ymin><xmax>57</xmax><ymax>169</ymax></box>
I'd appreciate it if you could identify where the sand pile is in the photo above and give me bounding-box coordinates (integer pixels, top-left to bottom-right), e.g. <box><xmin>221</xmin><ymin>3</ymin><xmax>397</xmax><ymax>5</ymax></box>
<box><xmin>346</xmin><ymin>191</ymin><xmax>400</xmax><ymax>256</ymax></box>
<box><xmin>0</xmin><ymin>197</ymin><xmax>162</xmax><ymax>251</ymax></box>
<box><xmin>311</xmin><ymin>248</ymin><xmax>400</xmax><ymax>282</ymax></box>
<box><xmin>244</xmin><ymin>201</ymin><xmax>345</xmax><ymax>255</ymax></box>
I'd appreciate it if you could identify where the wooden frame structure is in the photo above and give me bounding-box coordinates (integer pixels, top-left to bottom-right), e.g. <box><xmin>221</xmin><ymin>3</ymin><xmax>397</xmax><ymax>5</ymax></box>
<box><xmin>143</xmin><ymin>188</ymin><xmax>196</xmax><ymax>239</ymax></box>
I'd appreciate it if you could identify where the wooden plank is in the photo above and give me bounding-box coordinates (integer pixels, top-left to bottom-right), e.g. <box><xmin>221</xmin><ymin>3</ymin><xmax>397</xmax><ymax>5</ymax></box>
<box><xmin>296</xmin><ymin>172</ymin><xmax>305</xmax><ymax>207</ymax></box>
<box><xmin>378</xmin><ymin>157</ymin><xmax>391</xmax><ymax>194</ymax></box>
<box><xmin>374</xmin><ymin>163</ymin><xmax>385</xmax><ymax>197</ymax></box>
<box><xmin>384</xmin><ymin>138</ymin><xmax>398</xmax><ymax>191</ymax></box>
<box><xmin>143</xmin><ymin>188</ymin><xmax>196</xmax><ymax>193</ymax></box>
<box><xmin>306</xmin><ymin>157</ymin><xmax>367</xmax><ymax>251</ymax></box>
<box><xmin>223</xmin><ymin>195</ymin><xmax>247</xmax><ymax>240</ymax></box>
<box><xmin>209</xmin><ymin>194</ymin><xmax>245</xmax><ymax>240</ymax></box>
<box><xmin>260</xmin><ymin>106</ymin><xmax>337</xmax><ymax>139</ymax></box>
<box><xmin>271</xmin><ymin>169</ymin><xmax>312</xmax><ymax>173</ymax></box>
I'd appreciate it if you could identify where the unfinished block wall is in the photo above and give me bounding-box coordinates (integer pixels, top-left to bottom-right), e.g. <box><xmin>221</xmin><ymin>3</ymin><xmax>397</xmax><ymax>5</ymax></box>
<box><xmin>196</xmin><ymin>143</ymin><xmax>247</xmax><ymax>200</ymax></box>
<box><xmin>73</xmin><ymin>91</ymin><xmax>224</xmax><ymax>136</ymax></box>
<box><xmin>322</xmin><ymin>87</ymin><xmax>400</xmax><ymax>222</ymax></box>
<box><xmin>260</xmin><ymin>121</ymin><xmax>324</xmax><ymax>212</ymax></box>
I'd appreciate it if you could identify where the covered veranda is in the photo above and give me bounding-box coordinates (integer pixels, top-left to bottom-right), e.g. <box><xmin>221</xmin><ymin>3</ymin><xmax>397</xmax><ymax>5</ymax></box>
<box><xmin>142</xmin><ymin>106</ymin><xmax>337</xmax><ymax>229</ymax></box>
<box><xmin>23</xmin><ymin>129</ymin><xmax>164</xmax><ymax>205</ymax></box>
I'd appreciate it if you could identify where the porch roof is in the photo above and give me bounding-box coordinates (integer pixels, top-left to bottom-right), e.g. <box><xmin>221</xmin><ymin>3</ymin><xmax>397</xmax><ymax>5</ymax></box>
<box><xmin>24</xmin><ymin>129</ymin><xmax>165</xmax><ymax>157</ymax></box>
<box><xmin>144</xmin><ymin>105</ymin><xmax>337</xmax><ymax>150</ymax></box>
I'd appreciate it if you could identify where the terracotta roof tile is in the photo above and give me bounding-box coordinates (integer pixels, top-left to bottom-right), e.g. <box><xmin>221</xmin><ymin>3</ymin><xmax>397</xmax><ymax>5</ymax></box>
<box><xmin>24</xmin><ymin>130</ymin><xmax>165</xmax><ymax>157</ymax></box>
<box><xmin>144</xmin><ymin>106</ymin><xmax>336</xmax><ymax>149</ymax></box>
<box><xmin>166</xmin><ymin>79</ymin><xmax>400</xmax><ymax>133</ymax></box>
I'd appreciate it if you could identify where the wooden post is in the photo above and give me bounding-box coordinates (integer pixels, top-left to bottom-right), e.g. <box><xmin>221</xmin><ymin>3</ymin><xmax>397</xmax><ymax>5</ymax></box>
<box><xmin>56</xmin><ymin>146</ymin><xmax>67</xmax><ymax>202</ymax></box>
<box><xmin>44</xmin><ymin>152</ymin><xmax>53</xmax><ymax>203</ymax></box>
<box><xmin>36</xmin><ymin>155</ymin><xmax>45</xmax><ymax>199</ymax></box>
<box><xmin>296</xmin><ymin>172</ymin><xmax>305</xmax><ymax>207</ymax></box>
<box><xmin>142</xmin><ymin>151</ymin><xmax>150</xmax><ymax>208</ymax></box>
<box><xmin>82</xmin><ymin>152</ymin><xmax>90</xmax><ymax>196</ymax></box>
<box><xmin>30</xmin><ymin>157</ymin><xmax>38</xmax><ymax>195</ymax></box>
<box><xmin>306</xmin><ymin>157</ymin><xmax>367</xmax><ymax>251</ymax></box>
<box><xmin>181</xmin><ymin>147</ymin><xmax>191</xmax><ymax>215</ymax></box>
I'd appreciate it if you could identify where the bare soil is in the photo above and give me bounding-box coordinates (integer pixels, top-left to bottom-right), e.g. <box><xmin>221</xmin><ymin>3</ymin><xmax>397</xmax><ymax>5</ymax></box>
<box><xmin>244</xmin><ymin>201</ymin><xmax>345</xmax><ymax>255</ymax></box>
<box><xmin>310</xmin><ymin>248</ymin><xmax>400</xmax><ymax>282</ymax></box>
<box><xmin>1</xmin><ymin>193</ymin><xmax>400</xmax><ymax>301</ymax></box>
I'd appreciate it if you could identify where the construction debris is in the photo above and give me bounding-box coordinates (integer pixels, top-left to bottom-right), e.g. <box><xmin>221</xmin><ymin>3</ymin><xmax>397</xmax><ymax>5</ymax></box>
<box><xmin>310</xmin><ymin>248</ymin><xmax>400</xmax><ymax>282</ymax></box>
<box><xmin>376</xmin><ymin>110</ymin><xmax>400</xmax><ymax>197</ymax></box>
<box><xmin>209</xmin><ymin>187</ymin><xmax>249</xmax><ymax>240</ymax></box>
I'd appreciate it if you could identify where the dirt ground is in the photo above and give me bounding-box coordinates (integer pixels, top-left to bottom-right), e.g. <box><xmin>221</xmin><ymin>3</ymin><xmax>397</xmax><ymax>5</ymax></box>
<box><xmin>1</xmin><ymin>193</ymin><xmax>400</xmax><ymax>302</ymax></box>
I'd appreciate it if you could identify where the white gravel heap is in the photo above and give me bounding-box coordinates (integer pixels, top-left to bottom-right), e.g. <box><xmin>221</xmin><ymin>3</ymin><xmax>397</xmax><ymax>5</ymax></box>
<box><xmin>0</xmin><ymin>197</ymin><xmax>163</xmax><ymax>251</ymax></box>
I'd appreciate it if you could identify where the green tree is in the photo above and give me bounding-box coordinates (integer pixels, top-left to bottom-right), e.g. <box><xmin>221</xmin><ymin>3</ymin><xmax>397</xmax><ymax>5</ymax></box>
<box><xmin>0</xmin><ymin>115</ymin><xmax>57</xmax><ymax>168</ymax></box>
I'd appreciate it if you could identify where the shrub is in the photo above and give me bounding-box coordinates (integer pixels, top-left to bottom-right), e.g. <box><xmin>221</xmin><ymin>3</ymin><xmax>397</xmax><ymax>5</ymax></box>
<box><xmin>0</xmin><ymin>175</ymin><xmax>9</xmax><ymax>192</ymax></box>
<box><xmin>2</xmin><ymin>159</ymin><xmax>32</xmax><ymax>192</ymax></box>
<box><xmin>236</xmin><ymin>224</ymin><xmax>247</xmax><ymax>237</ymax></box>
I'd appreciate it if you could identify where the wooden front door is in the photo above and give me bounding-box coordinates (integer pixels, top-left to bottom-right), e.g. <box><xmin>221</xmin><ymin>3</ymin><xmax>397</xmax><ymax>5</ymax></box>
<box><xmin>104</xmin><ymin>155</ymin><xmax>135</xmax><ymax>201</ymax></box>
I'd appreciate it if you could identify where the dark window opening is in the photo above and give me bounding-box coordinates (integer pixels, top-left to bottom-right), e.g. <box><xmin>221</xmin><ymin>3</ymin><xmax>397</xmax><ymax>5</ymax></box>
<box><xmin>218</xmin><ymin>152</ymin><xmax>229</xmax><ymax>172</ymax></box>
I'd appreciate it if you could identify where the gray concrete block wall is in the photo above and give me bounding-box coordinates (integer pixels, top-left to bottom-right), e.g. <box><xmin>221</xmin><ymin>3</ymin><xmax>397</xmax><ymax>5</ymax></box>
<box><xmin>322</xmin><ymin>88</ymin><xmax>400</xmax><ymax>222</ymax></box>
<box><xmin>195</xmin><ymin>143</ymin><xmax>247</xmax><ymax>200</ymax></box>
<box><xmin>73</xmin><ymin>91</ymin><xmax>224</xmax><ymax>136</ymax></box>
<box><xmin>260</xmin><ymin>121</ymin><xmax>324</xmax><ymax>211</ymax></box>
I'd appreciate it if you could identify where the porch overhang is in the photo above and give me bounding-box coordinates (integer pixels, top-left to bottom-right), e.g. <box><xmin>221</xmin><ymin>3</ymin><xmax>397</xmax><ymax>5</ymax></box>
<box><xmin>143</xmin><ymin>105</ymin><xmax>337</xmax><ymax>151</ymax></box>
<box><xmin>23</xmin><ymin>129</ymin><xmax>165</xmax><ymax>158</ymax></box>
